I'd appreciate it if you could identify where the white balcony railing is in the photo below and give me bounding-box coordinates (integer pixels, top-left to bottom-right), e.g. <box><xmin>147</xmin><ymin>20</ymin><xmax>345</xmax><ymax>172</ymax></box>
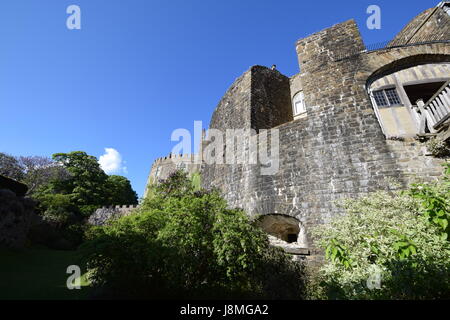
<box><xmin>416</xmin><ymin>80</ymin><xmax>450</xmax><ymax>134</ymax></box>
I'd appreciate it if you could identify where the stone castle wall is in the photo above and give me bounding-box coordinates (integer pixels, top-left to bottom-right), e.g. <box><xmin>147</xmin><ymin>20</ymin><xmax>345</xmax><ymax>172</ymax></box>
<box><xmin>147</xmin><ymin>4</ymin><xmax>450</xmax><ymax>255</ymax></box>
<box><xmin>392</xmin><ymin>6</ymin><xmax>450</xmax><ymax>44</ymax></box>
<box><xmin>88</xmin><ymin>205</ymin><xmax>139</xmax><ymax>226</ymax></box>
<box><xmin>200</xmin><ymin>11</ymin><xmax>450</xmax><ymax>247</ymax></box>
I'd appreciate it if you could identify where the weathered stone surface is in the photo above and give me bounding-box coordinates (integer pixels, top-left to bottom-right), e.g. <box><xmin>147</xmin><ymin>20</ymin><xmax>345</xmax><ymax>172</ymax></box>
<box><xmin>88</xmin><ymin>205</ymin><xmax>139</xmax><ymax>226</ymax></box>
<box><xmin>392</xmin><ymin>7</ymin><xmax>450</xmax><ymax>44</ymax></box>
<box><xmin>200</xmin><ymin>8</ymin><xmax>450</xmax><ymax>249</ymax></box>
<box><xmin>0</xmin><ymin>189</ymin><xmax>35</xmax><ymax>248</ymax></box>
<box><xmin>146</xmin><ymin>5</ymin><xmax>450</xmax><ymax>264</ymax></box>
<box><xmin>251</xmin><ymin>66</ymin><xmax>293</xmax><ymax>131</ymax></box>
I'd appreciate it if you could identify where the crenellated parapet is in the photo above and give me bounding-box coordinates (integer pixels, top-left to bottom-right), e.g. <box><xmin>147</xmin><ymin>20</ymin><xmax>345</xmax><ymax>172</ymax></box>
<box><xmin>96</xmin><ymin>205</ymin><xmax>140</xmax><ymax>210</ymax></box>
<box><xmin>144</xmin><ymin>152</ymin><xmax>202</xmax><ymax>198</ymax></box>
<box><xmin>152</xmin><ymin>153</ymin><xmax>199</xmax><ymax>166</ymax></box>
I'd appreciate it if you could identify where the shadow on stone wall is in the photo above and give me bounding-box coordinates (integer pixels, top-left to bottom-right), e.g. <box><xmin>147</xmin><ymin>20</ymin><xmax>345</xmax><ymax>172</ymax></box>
<box><xmin>0</xmin><ymin>186</ymin><xmax>35</xmax><ymax>249</ymax></box>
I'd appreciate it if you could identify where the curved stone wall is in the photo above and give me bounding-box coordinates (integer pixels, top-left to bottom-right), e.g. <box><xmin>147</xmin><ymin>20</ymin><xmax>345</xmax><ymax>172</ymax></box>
<box><xmin>201</xmin><ymin>7</ymin><xmax>450</xmax><ymax>247</ymax></box>
<box><xmin>209</xmin><ymin>65</ymin><xmax>293</xmax><ymax>133</ymax></box>
<box><xmin>392</xmin><ymin>6</ymin><xmax>450</xmax><ymax>45</ymax></box>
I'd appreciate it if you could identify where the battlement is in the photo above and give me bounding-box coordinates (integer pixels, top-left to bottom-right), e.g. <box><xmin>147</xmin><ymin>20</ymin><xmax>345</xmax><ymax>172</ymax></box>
<box><xmin>97</xmin><ymin>205</ymin><xmax>139</xmax><ymax>210</ymax></box>
<box><xmin>152</xmin><ymin>153</ymin><xmax>200</xmax><ymax>165</ymax></box>
<box><xmin>88</xmin><ymin>205</ymin><xmax>140</xmax><ymax>226</ymax></box>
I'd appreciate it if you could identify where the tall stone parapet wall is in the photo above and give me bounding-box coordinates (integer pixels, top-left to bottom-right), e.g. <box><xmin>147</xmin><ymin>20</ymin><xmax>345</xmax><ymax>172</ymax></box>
<box><xmin>208</xmin><ymin>65</ymin><xmax>293</xmax><ymax>132</ymax></box>
<box><xmin>201</xmin><ymin>14</ymin><xmax>449</xmax><ymax>247</ymax></box>
<box><xmin>251</xmin><ymin>66</ymin><xmax>293</xmax><ymax>130</ymax></box>
<box><xmin>209</xmin><ymin>71</ymin><xmax>252</xmax><ymax>131</ymax></box>
<box><xmin>295</xmin><ymin>19</ymin><xmax>366</xmax><ymax>110</ymax></box>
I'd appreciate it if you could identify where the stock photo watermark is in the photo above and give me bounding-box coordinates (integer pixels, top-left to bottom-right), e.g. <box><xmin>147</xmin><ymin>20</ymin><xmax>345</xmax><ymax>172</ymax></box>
<box><xmin>66</xmin><ymin>4</ymin><xmax>81</xmax><ymax>30</ymax></box>
<box><xmin>366</xmin><ymin>266</ymin><xmax>382</xmax><ymax>290</ymax></box>
<box><xmin>366</xmin><ymin>5</ymin><xmax>381</xmax><ymax>30</ymax></box>
<box><xmin>66</xmin><ymin>265</ymin><xmax>81</xmax><ymax>290</ymax></box>
<box><xmin>171</xmin><ymin>121</ymin><xmax>280</xmax><ymax>175</ymax></box>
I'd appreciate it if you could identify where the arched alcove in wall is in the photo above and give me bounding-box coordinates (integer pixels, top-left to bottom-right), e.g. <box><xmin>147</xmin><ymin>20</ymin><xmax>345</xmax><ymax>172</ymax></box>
<box><xmin>365</xmin><ymin>54</ymin><xmax>450</xmax><ymax>137</ymax></box>
<box><xmin>255</xmin><ymin>214</ymin><xmax>308</xmax><ymax>248</ymax></box>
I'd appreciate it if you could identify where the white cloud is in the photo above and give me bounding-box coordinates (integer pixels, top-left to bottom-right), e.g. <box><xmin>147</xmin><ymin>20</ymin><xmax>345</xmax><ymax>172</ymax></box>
<box><xmin>99</xmin><ymin>148</ymin><xmax>128</xmax><ymax>175</ymax></box>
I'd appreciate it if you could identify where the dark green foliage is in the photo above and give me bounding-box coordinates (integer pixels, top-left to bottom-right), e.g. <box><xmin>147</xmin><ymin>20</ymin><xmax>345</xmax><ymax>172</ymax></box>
<box><xmin>81</xmin><ymin>171</ymin><xmax>306</xmax><ymax>299</ymax></box>
<box><xmin>35</xmin><ymin>151</ymin><xmax>137</xmax><ymax>217</ymax></box>
<box><xmin>106</xmin><ymin>175</ymin><xmax>138</xmax><ymax>206</ymax></box>
<box><xmin>27</xmin><ymin>151</ymin><xmax>137</xmax><ymax>249</ymax></box>
<box><xmin>409</xmin><ymin>163</ymin><xmax>450</xmax><ymax>241</ymax></box>
<box><xmin>48</xmin><ymin>151</ymin><xmax>110</xmax><ymax>216</ymax></box>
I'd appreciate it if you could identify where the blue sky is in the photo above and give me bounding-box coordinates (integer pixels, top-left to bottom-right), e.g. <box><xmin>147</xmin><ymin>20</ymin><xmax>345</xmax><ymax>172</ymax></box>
<box><xmin>0</xmin><ymin>0</ymin><xmax>439</xmax><ymax>198</ymax></box>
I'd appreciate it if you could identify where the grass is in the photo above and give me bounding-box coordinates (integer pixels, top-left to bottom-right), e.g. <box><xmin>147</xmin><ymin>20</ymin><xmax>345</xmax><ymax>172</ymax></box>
<box><xmin>0</xmin><ymin>246</ymin><xmax>93</xmax><ymax>300</ymax></box>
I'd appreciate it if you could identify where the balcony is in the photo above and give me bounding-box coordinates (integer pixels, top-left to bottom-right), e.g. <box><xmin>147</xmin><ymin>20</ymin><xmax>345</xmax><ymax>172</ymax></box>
<box><xmin>416</xmin><ymin>80</ymin><xmax>450</xmax><ymax>139</ymax></box>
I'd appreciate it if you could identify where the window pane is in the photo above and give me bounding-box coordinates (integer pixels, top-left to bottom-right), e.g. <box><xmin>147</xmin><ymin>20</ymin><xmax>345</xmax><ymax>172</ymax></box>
<box><xmin>373</xmin><ymin>90</ymin><xmax>388</xmax><ymax>107</ymax></box>
<box><xmin>293</xmin><ymin>92</ymin><xmax>305</xmax><ymax>115</ymax></box>
<box><xmin>385</xmin><ymin>88</ymin><xmax>401</xmax><ymax>105</ymax></box>
<box><xmin>295</xmin><ymin>101</ymin><xmax>304</xmax><ymax>114</ymax></box>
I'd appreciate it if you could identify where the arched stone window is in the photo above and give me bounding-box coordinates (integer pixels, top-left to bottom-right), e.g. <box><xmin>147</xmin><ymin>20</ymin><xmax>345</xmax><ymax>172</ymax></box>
<box><xmin>292</xmin><ymin>91</ymin><xmax>306</xmax><ymax>117</ymax></box>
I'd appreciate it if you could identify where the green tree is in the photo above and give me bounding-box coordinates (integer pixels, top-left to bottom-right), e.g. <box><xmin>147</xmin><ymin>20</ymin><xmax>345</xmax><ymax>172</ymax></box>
<box><xmin>106</xmin><ymin>175</ymin><xmax>138</xmax><ymax>205</ymax></box>
<box><xmin>50</xmin><ymin>151</ymin><xmax>110</xmax><ymax>216</ymax></box>
<box><xmin>82</xmin><ymin>171</ymin><xmax>306</xmax><ymax>299</ymax></box>
<box><xmin>34</xmin><ymin>151</ymin><xmax>139</xmax><ymax>220</ymax></box>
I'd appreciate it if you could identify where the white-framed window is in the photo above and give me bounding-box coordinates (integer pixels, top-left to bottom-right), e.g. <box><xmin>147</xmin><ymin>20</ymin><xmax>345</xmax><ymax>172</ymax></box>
<box><xmin>292</xmin><ymin>91</ymin><xmax>306</xmax><ymax>116</ymax></box>
<box><xmin>373</xmin><ymin>88</ymin><xmax>402</xmax><ymax>108</ymax></box>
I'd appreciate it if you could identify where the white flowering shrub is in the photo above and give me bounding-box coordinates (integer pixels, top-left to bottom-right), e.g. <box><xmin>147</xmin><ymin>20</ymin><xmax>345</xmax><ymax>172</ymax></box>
<box><xmin>310</xmin><ymin>164</ymin><xmax>450</xmax><ymax>300</ymax></box>
<box><xmin>426</xmin><ymin>138</ymin><xmax>450</xmax><ymax>158</ymax></box>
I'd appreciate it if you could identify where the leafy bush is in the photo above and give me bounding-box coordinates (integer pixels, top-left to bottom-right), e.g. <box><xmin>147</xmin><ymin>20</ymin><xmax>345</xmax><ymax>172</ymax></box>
<box><xmin>426</xmin><ymin>138</ymin><xmax>450</xmax><ymax>158</ymax></box>
<box><xmin>81</xmin><ymin>171</ymin><xmax>306</xmax><ymax>299</ymax></box>
<box><xmin>310</xmin><ymin>165</ymin><xmax>450</xmax><ymax>300</ymax></box>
